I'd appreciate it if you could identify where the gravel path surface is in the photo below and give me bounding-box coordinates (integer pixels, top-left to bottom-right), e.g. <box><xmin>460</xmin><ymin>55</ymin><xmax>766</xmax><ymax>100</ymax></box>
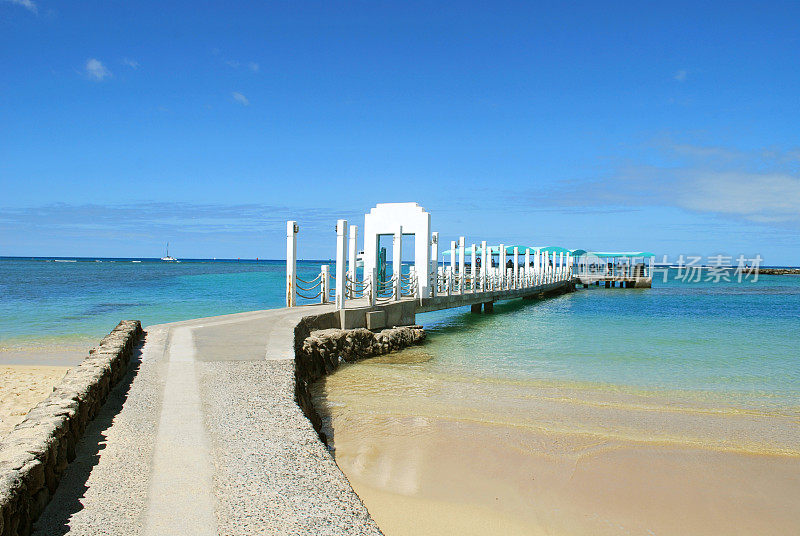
<box><xmin>32</xmin><ymin>306</ymin><xmax>382</xmax><ymax>536</ymax></box>
<box><xmin>201</xmin><ymin>361</ymin><xmax>381</xmax><ymax>535</ymax></box>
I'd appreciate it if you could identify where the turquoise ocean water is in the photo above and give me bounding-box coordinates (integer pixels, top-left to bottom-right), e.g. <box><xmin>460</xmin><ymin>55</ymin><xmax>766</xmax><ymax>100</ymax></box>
<box><xmin>0</xmin><ymin>258</ymin><xmax>324</xmax><ymax>349</ymax></box>
<box><xmin>1</xmin><ymin>258</ymin><xmax>798</xmax><ymax>408</ymax></box>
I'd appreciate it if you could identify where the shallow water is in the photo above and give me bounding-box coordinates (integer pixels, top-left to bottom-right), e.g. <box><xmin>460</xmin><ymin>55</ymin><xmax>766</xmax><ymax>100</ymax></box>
<box><xmin>0</xmin><ymin>258</ymin><xmax>325</xmax><ymax>352</ymax></box>
<box><xmin>314</xmin><ymin>273</ymin><xmax>800</xmax><ymax>535</ymax></box>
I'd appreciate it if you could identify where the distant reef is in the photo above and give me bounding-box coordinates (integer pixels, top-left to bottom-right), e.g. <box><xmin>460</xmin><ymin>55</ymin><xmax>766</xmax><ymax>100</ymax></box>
<box><xmin>760</xmin><ymin>268</ymin><xmax>800</xmax><ymax>275</ymax></box>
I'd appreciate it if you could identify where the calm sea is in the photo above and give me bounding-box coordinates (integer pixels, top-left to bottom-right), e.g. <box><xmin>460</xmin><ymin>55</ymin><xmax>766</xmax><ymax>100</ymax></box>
<box><xmin>1</xmin><ymin>257</ymin><xmax>798</xmax><ymax>406</ymax></box>
<box><xmin>0</xmin><ymin>258</ymin><xmax>326</xmax><ymax>350</ymax></box>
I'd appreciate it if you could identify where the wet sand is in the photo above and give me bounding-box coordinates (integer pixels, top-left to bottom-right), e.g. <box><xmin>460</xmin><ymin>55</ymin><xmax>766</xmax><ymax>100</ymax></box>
<box><xmin>313</xmin><ymin>358</ymin><xmax>800</xmax><ymax>535</ymax></box>
<box><xmin>0</xmin><ymin>364</ymin><xmax>71</xmax><ymax>437</ymax></box>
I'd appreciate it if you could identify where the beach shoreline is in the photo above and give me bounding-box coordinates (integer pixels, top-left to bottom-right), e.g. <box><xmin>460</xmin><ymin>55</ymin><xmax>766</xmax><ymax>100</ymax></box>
<box><xmin>314</xmin><ymin>357</ymin><xmax>800</xmax><ymax>535</ymax></box>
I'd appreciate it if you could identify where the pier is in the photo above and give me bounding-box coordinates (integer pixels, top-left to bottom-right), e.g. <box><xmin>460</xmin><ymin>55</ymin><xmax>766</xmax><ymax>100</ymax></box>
<box><xmin>286</xmin><ymin>202</ymin><xmax>580</xmax><ymax>329</ymax></box>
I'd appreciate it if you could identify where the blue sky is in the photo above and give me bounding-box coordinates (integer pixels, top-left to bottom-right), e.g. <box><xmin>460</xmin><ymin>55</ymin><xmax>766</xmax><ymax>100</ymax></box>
<box><xmin>1</xmin><ymin>1</ymin><xmax>799</xmax><ymax>264</ymax></box>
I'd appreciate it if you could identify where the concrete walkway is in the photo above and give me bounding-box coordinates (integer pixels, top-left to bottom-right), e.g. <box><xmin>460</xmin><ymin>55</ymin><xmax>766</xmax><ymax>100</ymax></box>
<box><xmin>33</xmin><ymin>306</ymin><xmax>382</xmax><ymax>536</ymax></box>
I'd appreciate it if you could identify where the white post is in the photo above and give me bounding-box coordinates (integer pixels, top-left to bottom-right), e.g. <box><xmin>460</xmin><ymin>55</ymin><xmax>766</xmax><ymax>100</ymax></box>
<box><xmin>553</xmin><ymin>252</ymin><xmax>558</xmax><ymax>282</ymax></box>
<box><xmin>534</xmin><ymin>250</ymin><xmax>540</xmax><ymax>285</ymax></box>
<box><xmin>335</xmin><ymin>220</ymin><xmax>347</xmax><ymax>310</ymax></box>
<box><xmin>393</xmin><ymin>226</ymin><xmax>402</xmax><ymax>300</ymax></box>
<box><xmin>286</xmin><ymin>220</ymin><xmax>298</xmax><ymax>307</ymax></box>
<box><xmin>481</xmin><ymin>241</ymin><xmax>488</xmax><ymax>292</ymax></box>
<box><xmin>499</xmin><ymin>244</ymin><xmax>506</xmax><ymax>289</ymax></box>
<box><xmin>450</xmin><ymin>240</ymin><xmax>456</xmax><ymax>291</ymax></box>
<box><xmin>513</xmin><ymin>247</ymin><xmax>519</xmax><ymax>288</ymax></box>
<box><xmin>470</xmin><ymin>243</ymin><xmax>476</xmax><ymax>292</ymax></box>
<box><xmin>566</xmin><ymin>253</ymin><xmax>572</xmax><ymax>278</ymax></box>
<box><xmin>458</xmin><ymin>236</ymin><xmax>466</xmax><ymax>294</ymax></box>
<box><xmin>524</xmin><ymin>249</ymin><xmax>531</xmax><ymax>287</ymax></box>
<box><xmin>430</xmin><ymin>232</ymin><xmax>439</xmax><ymax>298</ymax></box>
<box><xmin>320</xmin><ymin>264</ymin><xmax>329</xmax><ymax>304</ymax></box>
<box><xmin>348</xmin><ymin>225</ymin><xmax>358</xmax><ymax>292</ymax></box>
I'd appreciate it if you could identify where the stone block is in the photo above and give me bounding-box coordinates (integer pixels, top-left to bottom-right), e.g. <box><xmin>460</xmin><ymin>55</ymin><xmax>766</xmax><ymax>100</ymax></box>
<box><xmin>365</xmin><ymin>311</ymin><xmax>386</xmax><ymax>330</ymax></box>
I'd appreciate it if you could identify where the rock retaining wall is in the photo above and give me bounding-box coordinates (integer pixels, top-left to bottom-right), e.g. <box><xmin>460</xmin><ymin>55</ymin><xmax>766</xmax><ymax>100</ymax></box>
<box><xmin>0</xmin><ymin>320</ymin><xmax>144</xmax><ymax>536</ymax></box>
<box><xmin>294</xmin><ymin>320</ymin><xmax>425</xmax><ymax>437</ymax></box>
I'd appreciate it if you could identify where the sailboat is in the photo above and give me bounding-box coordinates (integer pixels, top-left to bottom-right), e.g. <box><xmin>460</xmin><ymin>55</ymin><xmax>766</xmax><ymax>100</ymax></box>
<box><xmin>160</xmin><ymin>242</ymin><xmax>177</xmax><ymax>262</ymax></box>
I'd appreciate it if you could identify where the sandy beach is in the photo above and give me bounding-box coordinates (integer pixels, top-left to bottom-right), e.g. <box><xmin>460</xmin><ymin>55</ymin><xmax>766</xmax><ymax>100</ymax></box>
<box><xmin>314</xmin><ymin>358</ymin><xmax>800</xmax><ymax>536</ymax></box>
<box><xmin>0</xmin><ymin>364</ymin><xmax>71</xmax><ymax>437</ymax></box>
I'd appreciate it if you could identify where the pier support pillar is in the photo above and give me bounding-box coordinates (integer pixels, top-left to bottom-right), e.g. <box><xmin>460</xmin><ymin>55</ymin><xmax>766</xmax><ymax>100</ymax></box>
<box><xmin>471</xmin><ymin>303</ymin><xmax>482</xmax><ymax>313</ymax></box>
<box><xmin>286</xmin><ymin>220</ymin><xmax>298</xmax><ymax>307</ymax></box>
<box><xmin>605</xmin><ymin>281</ymin><xmax>610</xmax><ymax>288</ymax></box>
<box><xmin>347</xmin><ymin>225</ymin><xmax>358</xmax><ymax>295</ymax></box>
<box><xmin>481</xmin><ymin>240</ymin><xmax>488</xmax><ymax>291</ymax></box>
<box><xmin>393</xmin><ymin>226</ymin><xmax>402</xmax><ymax>300</ymax></box>
<box><xmin>583</xmin><ymin>283</ymin><xmax>589</xmax><ymax>289</ymax></box>
<box><xmin>335</xmin><ymin>220</ymin><xmax>348</xmax><ymax>309</ymax></box>
<box><xmin>430</xmin><ymin>232</ymin><xmax>438</xmax><ymax>297</ymax></box>
<box><xmin>483</xmin><ymin>301</ymin><xmax>494</xmax><ymax>313</ymax></box>
<box><xmin>459</xmin><ymin>236</ymin><xmax>466</xmax><ymax>294</ymax></box>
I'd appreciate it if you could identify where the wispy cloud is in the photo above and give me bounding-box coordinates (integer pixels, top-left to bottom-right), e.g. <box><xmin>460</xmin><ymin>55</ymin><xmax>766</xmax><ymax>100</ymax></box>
<box><xmin>0</xmin><ymin>202</ymin><xmax>360</xmax><ymax>255</ymax></box>
<box><xmin>216</xmin><ymin>51</ymin><xmax>259</xmax><ymax>74</ymax></box>
<box><xmin>541</xmin><ymin>141</ymin><xmax>800</xmax><ymax>225</ymax></box>
<box><xmin>4</xmin><ymin>0</ymin><xmax>37</xmax><ymax>13</ymax></box>
<box><xmin>232</xmin><ymin>92</ymin><xmax>249</xmax><ymax>106</ymax></box>
<box><xmin>122</xmin><ymin>58</ymin><xmax>139</xmax><ymax>69</ymax></box>
<box><xmin>674</xmin><ymin>69</ymin><xmax>688</xmax><ymax>82</ymax></box>
<box><xmin>85</xmin><ymin>58</ymin><xmax>111</xmax><ymax>81</ymax></box>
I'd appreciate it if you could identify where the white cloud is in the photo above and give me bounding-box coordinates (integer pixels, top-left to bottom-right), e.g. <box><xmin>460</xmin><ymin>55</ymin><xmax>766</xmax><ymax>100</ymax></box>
<box><xmin>542</xmin><ymin>141</ymin><xmax>800</xmax><ymax>226</ymax></box>
<box><xmin>674</xmin><ymin>69</ymin><xmax>688</xmax><ymax>82</ymax></box>
<box><xmin>4</xmin><ymin>0</ymin><xmax>37</xmax><ymax>13</ymax></box>
<box><xmin>248</xmin><ymin>62</ymin><xmax>260</xmax><ymax>73</ymax></box>
<box><xmin>676</xmin><ymin>171</ymin><xmax>800</xmax><ymax>221</ymax></box>
<box><xmin>85</xmin><ymin>58</ymin><xmax>111</xmax><ymax>81</ymax></box>
<box><xmin>232</xmin><ymin>92</ymin><xmax>249</xmax><ymax>106</ymax></box>
<box><xmin>122</xmin><ymin>58</ymin><xmax>139</xmax><ymax>69</ymax></box>
<box><xmin>225</xmin><ymin>60</ymin><xmax>240</xmax><ymax>69</ymax></box>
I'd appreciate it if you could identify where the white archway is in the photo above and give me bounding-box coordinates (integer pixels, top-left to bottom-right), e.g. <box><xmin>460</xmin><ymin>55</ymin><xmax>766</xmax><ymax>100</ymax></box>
<box><xmin>363</xmin><ymin>202</ymin><xmax>432</xmax><ymax>298</ymax></box>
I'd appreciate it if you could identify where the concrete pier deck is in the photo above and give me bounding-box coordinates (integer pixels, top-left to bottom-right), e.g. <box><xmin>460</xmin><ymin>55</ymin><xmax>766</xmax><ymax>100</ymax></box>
<box><xmin>33</xmin><ymin>306</ymin><xmax>382</xmax><ymax>536</ymax></box>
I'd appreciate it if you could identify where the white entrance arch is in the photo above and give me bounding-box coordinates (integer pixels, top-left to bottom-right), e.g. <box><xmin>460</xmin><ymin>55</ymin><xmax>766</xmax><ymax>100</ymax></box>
<box><xmin>363</xmin><ymin>202</ymin><xmax>432</xmax><ymax>298</ymax></box>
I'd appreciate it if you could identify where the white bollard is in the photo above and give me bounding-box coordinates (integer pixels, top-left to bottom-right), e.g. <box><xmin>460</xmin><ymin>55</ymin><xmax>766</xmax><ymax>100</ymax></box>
<box><xmin>524</xmin><ymin>249</ymin><xmax>531</xmax><ymax>287</ymax></box>
<box><xmin>393</xmin><ymin>226</ymin><xmax>402</xmax><ymax>300</ymax></box>
<box><xmin>513</xmin><ymin>247</ymin><xmax>519</xmax><ymax>289</ymax></box>
<box><xmin>499</xmin><ymin>244</ymin><xmax>506</xmax><ymax>289</ymax></box>
<box><xmin>481</xmin><ymin>241</ymin><xmax>488</xmax><ymax>292</ymax></box>
<box><xmin>335</xmin><ymin>220</ymin><xmax>347</xmax><ymax>310</ymax></box>
<box><xmin>470</xmin><ymin>243</ymin><xmax>476</xmax><ymax>292</ymax></box>
<box><xmin>458</xmin><ymin>236</ymin><xmax>466</xmax><ymax>294</ymax></box>
<box><xmin>430</xmin><ymin>232</ymin><xmax>439</xmax><ymax>298</ymax></box>
<box><xmin>320</xmin><ymin>264</ymin><xmax>329</xmax><ymax>304</ymax></box>
<box><xmin>348</xmin><ymin>225</ymin><xmax>358</xmax><ymax>296</ymax></box>
<box><xmin>286</xmin><ymin>220</ymin><xmax>298</xmax><ymax>307</ymax></box>
<box><xmin>450</xmin><ymin>240</ymin><xmax>456</xmax><ymax>291</ymax></box>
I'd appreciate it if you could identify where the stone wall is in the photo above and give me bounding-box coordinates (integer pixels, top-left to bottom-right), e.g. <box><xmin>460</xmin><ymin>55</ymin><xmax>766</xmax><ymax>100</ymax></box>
<box><xmin>294</xmin><ymin>318</ymin><xmax>425</xmax><ymax>438</ymax></box>
<box><xmin>0</xmin><ymin>320</ymin><xmax>144</xmax><ymax>536</ymax></box>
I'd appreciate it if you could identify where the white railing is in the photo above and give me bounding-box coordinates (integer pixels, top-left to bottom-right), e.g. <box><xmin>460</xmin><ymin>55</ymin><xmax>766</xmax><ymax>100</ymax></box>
<box><xmin>286</xmin><ymin>221</ymin><xmax>574</xmax><ymax>309</ymax></box>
